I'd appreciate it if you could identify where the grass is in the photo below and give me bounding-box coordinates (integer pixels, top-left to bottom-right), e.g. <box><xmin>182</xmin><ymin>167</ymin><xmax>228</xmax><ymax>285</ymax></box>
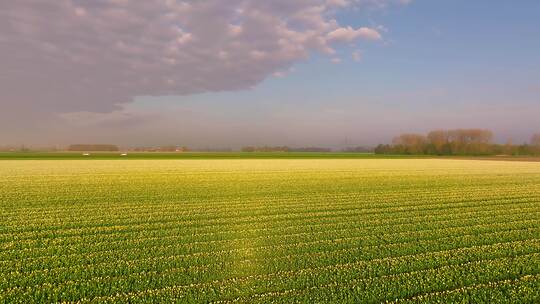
<box><xmin>0</xmin><ymin>151</ymin><xmax>419</xmax><ymax>160</ymax></box>
<box><xmin>1</xmin><ymin>159</ymin><xmax>539</xmax><ymax>303</ymax></box>
<box><xmin>1</xmin><ymin>151</ymin><xmax>539</xmax><ymax>161</ymax></box>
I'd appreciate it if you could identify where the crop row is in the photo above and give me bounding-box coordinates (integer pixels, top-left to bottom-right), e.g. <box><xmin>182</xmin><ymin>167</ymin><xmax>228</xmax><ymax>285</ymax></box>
<box><xmin>3</xmin><ymin>235</ymin><xmax>538</xmax><ymax>294</ymax></box>
<box><xmin>3</xmin><ymin>199</ymin><xmax>538</xmax><ymax>256</ymax></box>
<box><xmin>40</xmin><ymin>252</ymin><xmax>539</xmax><ymax>304</ymax></box>
<box><xmin>2</xmin><ymin>194</ymin><xmax>537</xmax><ymax>244</ymax></box>
<box><xmin>3</xmin><ymin>181</ymin><xmax>536</xmax><ymax>218</ymax></box>
<box><xmin>2</xmin><ymin>159</ymin><xmax>539</xmax><ymax>303</ymax></box>
<box><xmin>391</xmin><ymin>274</ymin><xmax>540</xmax><ymax>303</ymax></box>
<box><xmin>2</xmin><ymin>213</ymin><xmax>538</xmax><ymax>269</ymax></box>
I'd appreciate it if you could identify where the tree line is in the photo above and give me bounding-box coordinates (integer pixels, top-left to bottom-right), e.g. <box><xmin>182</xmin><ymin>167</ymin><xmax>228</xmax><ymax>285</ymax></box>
<box><xmin>68</xmin><ymin>144</ymin><xmax>119</xmax><ymax>152</ymax></box>
<box><xmin>375</xmin><ymin>129</ymin><xmax>540</xmax><ymax>156</ymax></box>
<box><xmin>241</xmin><ymin>146</ymin><xmax>332</xmax><ymax>152</ymax></box>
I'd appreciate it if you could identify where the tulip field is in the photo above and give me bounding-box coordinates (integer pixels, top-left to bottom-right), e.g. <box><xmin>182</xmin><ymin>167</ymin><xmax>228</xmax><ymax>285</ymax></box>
<box><xmin>1</xmin><ymin>158</ymin><xmax>539</xmax><ymax>303</ymax></box>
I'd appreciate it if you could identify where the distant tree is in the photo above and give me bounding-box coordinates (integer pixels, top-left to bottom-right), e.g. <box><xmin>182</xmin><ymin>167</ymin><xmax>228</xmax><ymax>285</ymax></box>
<box><xmin>68</xmin><ymin>144</ymin><xmax>119</xmax><ymax>151</ymax></box>
<box><xmin>342</xmin><ymin>146</ymin><xmax>373</xmax><ymax>153</ymax></box>
<box><xmin>392</xmin><ymin>134</ymin><xmax>427</xmax><ymax>154</ymax></box>
<box><xmin>195</xmin><ymin>147</ymin><xmax>233</xmax><ymax>152</ymax></box>
<box><xmin>374</xmin><ymin>144</ymin><xmax>392</xmax><ymax>154</ymax></box>
<box><xmin>427</xmin><ymin>130</ymin><xmax>451</xmax><ymax>155</ymax></box>
<box><xmin>516</xmin><ymin>144</ymin><xmax>538</xmax><ymax>156</ymax></box>
<box><xmin>529</xmin><ymin>134</ymin><xmax>540</xmax><ymax>155</ymax></box>
<box><xmin>446</xmin><ymin>129</ymin><xmax>493</xmax><ymax>155</ymax></box>
<box><xmin>242</xmin><ymin>146</ymin><xmax>291</xmax><ymax>152</ymax></box>
<box><xmin>502</xmin><ymin>140</ymin><xmax>516</xmax><ymax>156</ymax></box>
<box><xmin>291</xmin><ymin>147</ymin><xmax>332</xmax><ymax>152</ymax></box>
<box><xmin>532</xmin><ymin>134</ymin><xmax>540</xmax><ymax>147</ymax></box>
<box><xmin>19</xmin><ymin>145</ymin><xmax>30</xmax><ymax>152</ymax></box>
<box><xmin>159</xmin><ymin>146</ymin><xmax>177</xmax><ymax>152</ymax></box>
<box><xmin>375</xmin><ymin>128</ymin><xmax>505</xmax><ymax>156</ymax></box>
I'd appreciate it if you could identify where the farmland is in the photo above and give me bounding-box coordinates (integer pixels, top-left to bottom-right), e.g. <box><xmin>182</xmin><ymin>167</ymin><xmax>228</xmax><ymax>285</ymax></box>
<box><xmin>1</xmin><ymin>158</ymin><xmax>540</xmax><ymax>303</ymax></box>
<box><xmin>0</xmin><ymin>151</ymin><xmax>417</xmax><ymax>160</ymax></box>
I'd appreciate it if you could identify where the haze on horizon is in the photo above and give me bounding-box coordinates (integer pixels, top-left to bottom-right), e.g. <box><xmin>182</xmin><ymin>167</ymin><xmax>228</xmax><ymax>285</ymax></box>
<box><xmin>1</xmin><ymin>0</ymin><xmax>539</xmax><ymax>149</ymax></box>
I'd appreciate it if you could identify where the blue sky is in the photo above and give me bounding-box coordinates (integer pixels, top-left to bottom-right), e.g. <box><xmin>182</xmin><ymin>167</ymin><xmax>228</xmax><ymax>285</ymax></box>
<box><xmin>2</xmin><ymin>1</ymin><xmax>540</xmax><ymax>147</ymax></box>
<box><xmin>127</xmin><ymin>1</ymin><xmax>540</xmax><ymax>147</ymax></box>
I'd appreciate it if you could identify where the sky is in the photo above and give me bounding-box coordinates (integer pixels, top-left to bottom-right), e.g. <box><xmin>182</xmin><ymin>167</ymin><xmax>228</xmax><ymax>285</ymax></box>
<box><xmin>1</xmin><ymin>0</ymin><xmax>540</xmax><ymax>149</ymax></box>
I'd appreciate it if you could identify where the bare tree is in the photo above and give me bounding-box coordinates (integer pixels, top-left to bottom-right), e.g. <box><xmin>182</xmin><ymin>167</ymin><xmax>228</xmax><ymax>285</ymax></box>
<box><xmin>392</xmin><ymin>134</ymin><xmax>427</xmax><ymax>154</ymax></box>
<box><xmin>427</xmin><ymin>130</ymin><xmax>450</xmax><ymax>154</ymax></box>
<box><xmin>446</xmin><ymin>129</ymin><xmax>493</xmax><ymax>154</ymax></box>
<box><xmin>532</xmin><ymin>134</ymin><xmax>540</xmax><ymax>147</ymax></box>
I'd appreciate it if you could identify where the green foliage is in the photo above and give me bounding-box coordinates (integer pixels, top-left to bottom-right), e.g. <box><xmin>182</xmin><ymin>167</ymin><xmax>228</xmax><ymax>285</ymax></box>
<box><xmin>1</xmin><ymin>159</ymin><xmax>539</xmax><ymax>303</ymax></box>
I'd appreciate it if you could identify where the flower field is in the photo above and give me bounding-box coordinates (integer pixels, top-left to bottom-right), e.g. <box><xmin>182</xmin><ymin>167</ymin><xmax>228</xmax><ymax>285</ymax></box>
<box><xmin>1</xmin><ymin>159</ymin><xmax>539</xmax><ymax>303</ymax></box>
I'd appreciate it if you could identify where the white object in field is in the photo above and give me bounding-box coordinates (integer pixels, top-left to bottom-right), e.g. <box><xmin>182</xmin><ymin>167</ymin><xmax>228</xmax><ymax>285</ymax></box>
<box><xmin>121</xmin><ymin>153</ymin><xmax>127</xmax><ymax>156</ymax></box>
<box><xmin>83</xmin><ymin>153</ymin><xmax>90</xmax><ymax>156</ymax></box>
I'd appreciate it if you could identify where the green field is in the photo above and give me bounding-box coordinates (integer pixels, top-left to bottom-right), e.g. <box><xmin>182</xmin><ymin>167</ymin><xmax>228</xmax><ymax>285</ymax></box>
<box><xmin>1</xmin><ymin>159</ymin><xmax>540</xmax><ymax>303</ymax></box>
<box><xmin>0</xmin><ymin>152</ymin><xmax>413</xmax><ymax>160</ymax></box>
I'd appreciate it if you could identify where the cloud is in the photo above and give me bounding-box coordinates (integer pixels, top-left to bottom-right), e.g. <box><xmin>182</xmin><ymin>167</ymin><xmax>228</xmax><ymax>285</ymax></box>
<box><xmin>326</xmin><ymin>0</ymin><xmax>350</xmax><ymax>7</ymax></box>
<box><xmin>353</xmin><ymin>0</ymin><xmax>413</xmax><ymax>9</ymax></box>
<box><xmin>327</xmin><ymin>26</ymin><xmax>382</xmax><ymax>42</ymax></box>
<box><xmin>0</xmin><ymin>0</ymin><xmax>401</xmax><ymax>116</ymax></box>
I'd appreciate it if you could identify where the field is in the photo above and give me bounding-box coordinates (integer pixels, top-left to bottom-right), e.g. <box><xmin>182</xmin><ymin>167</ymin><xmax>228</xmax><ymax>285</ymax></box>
<box><xmin>0</xmin><ymin>152</ymin><xmax>416</xmax><ymax>160</ymax></box>
<box><xmin>1</xmin><ymin>158</ymin><xmax>540</xmax><ymax>303</ymax></box>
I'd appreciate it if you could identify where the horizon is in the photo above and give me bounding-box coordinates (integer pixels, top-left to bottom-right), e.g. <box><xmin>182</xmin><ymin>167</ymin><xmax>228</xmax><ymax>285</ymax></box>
<box><xmin>2</xmin><ymin>1</ymin><xmax>540</xmax><ymax>147</ymax></box>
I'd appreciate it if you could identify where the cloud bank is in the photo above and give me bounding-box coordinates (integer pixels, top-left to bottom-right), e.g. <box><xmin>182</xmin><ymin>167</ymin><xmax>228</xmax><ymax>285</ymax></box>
<box><xmin>0</xmin><ymin>0</ymin><xmax>403</xmax><ymax>115</ymax></box>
